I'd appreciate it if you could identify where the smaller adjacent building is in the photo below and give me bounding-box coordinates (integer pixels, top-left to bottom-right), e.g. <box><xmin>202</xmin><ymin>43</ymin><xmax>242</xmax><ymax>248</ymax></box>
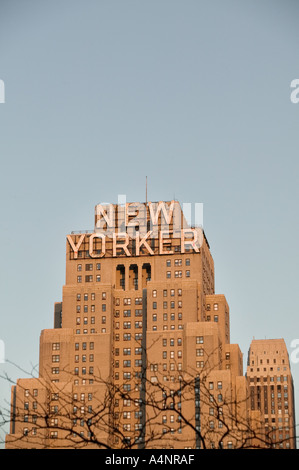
<box><xmin>246</xmin><ymin>338</ymin><xmax>296</xmax><ymax>449</ymax></box>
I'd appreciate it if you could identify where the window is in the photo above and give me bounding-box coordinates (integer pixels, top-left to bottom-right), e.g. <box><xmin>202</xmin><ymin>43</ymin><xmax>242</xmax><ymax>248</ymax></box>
<box><xmin>196</xmin><ymin>361</ymin><xmax>204</xmax><ymax>368</ymax></box>
<box><xmin>186</xmin><ymin>258</ymin><xmax>190</xmax><ymax>266</ymax></box>
<box><xmin>186</xmin><ymin>270</ymin><xmax>190</xmax><ymax>277</ymax></box>
<box><xmin>77</xmin><ymin>276</ymin><xmax>82</xmax><ymax>283</ymax></box>
<box><xmin>214</xmin><ymin>303</ymin><xmax>219</xmax><ymax>311</ymax></box>
<box><xmin>166</xmin><ymin>272</ymin><xmax>171</xmax><ymax>279</ymax></box>
<box><xmin>77</xmin><ymin>264</ymin><xmax>82</xmax><ymax>271</ymax></box>
<box><xmin>196</xmin><ymin>336</ymin><xmax>204</xmax><ymax>344</ymax></box>
<box><xmin>166</xmin><ymin>260</ymin><xmax>171</xmax><ymax>267</ymax></box>
<box><xmin>52</xmin><ymin>343</ymin><xmax>60</xmax><ymax>351</ymax></box>
<box><xmin>96</xmin><ymin>275</ymin><xmax>101</xmax><ymax>282</ymax></box>
<box><xmin>152</xmin><ymin>290</ymin><xmax>157</xmax><ymax>298</ymax></box>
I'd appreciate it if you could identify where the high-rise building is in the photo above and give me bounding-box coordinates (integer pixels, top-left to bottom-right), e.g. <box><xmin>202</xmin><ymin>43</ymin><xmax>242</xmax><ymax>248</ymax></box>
<box><xmin>5</xmin><ymin>200</ymin><xmax>295</xmax><ymax>449</ymax></box>
<box><xmin>246</xmin><ymin>338</ymin><xmax>296</xmax><ymax>449</ymax></box>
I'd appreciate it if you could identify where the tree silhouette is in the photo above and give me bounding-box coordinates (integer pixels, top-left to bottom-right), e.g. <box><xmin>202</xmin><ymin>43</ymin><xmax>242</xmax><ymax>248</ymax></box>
<box><xmin>1</xmin><ymin>345</ymin><xmax>296</xmax><ymax>450</ymax></box>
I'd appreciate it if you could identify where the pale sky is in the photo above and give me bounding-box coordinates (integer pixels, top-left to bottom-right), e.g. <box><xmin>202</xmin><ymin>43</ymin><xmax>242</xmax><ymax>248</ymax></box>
<box><xmin>1</xmin><ymin>0</ymin><xmax>299</xmax><ymax>445</ymax></box>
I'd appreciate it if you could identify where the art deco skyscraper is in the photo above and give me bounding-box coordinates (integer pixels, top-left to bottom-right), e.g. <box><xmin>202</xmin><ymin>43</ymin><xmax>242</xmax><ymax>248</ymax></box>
<box><xmin>5</xmin><ymin>200</ymin><xmax>294</xmax><ymax>449</ymax></box>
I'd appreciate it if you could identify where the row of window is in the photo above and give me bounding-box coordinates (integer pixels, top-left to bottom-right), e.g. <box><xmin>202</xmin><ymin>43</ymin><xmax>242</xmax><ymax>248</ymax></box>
<box><xmin>249</xmin><ymin>376</ymin><xmax>289</xmax><ymax>382</ymax></box>
<box><xmin>77</xmin><ymin>263</ymin><xmax>101</xmax><ymax>272</ymax></box>
<box><xmin>77</xmin><ymin>275</ymin><xmax>101</xmax><ymax>283</ymax></box>
<box><xmin>76</xmin><ymin>305</ymin><xmax>107</xmax><ymax>313</ymax></box>
<box><xmin>114</xmin><ymin>309</ymin><xmax>142</xmax><ymax>317</ymax></box>
<box><xmin>78</xmin><ymin>271</ymin><xmax>190</xmax><ymax>284</ymax></box>
<box><xmin>115</xmin><ymin>333</ymin><xmax>143</xmax><ymax>342</ymax></box>
<box><xmin>166</xmin><ymin>259</ymin><xmax>191</xmax><ymax>267</ymax></box>
<box><xmin>153</xmin><ymin>288</ymin><xmax>182</xmax><ymax>298</ymax></box>
<box><xmin>24</xmin><ymin>401</ymin><xmax>38</xmax><ymax>410</ymax></box>
<box><xmin>251</xmin><ymin>358</ymin><xmax>286</xmax><ymax>365</ymax></box>
<box><xmin>114</xmin><ymin>348</ymin><xmax>143</xmax><ymax>356</ymax></box>
<box><xmin>152</xmin><ymin>301</ymin><xmax>183</xmax><ymax>309</ymax></box>
<box><xmin>166</xmin><ymin>270</ymin><xmax>190</xmax><ymax>278</ymax></box>
<box><xmin>206</xmin><ymin>303</ymin><xmax>219</xmax><ymax>311</ymax></box>
<box><xmin>74</xmin><ymin>355</ymin><xmax>94</xmax><ymax>363</ymax></box>
<box><xmin>115</xmin><ymin>360</ymin><xmax>143</xmax><ymax>369</ymax></box>
<box><xmin>76</xmin><ymin>316</ymin><xmax>106</xmax><ymax>325</ymax></box>
<box><xmin>114</xmin><ymin>321</ymin><xmax>143</xmax><ymax>329</ymax></box>
<box><xmin>77</xmin><ymin>292</ymin><xmax>106</xmax><ymax>301</ymax></box>
<box><xmin>24</xmin><ymin>389</ymin><xmax>38</xmax><ymax>397</ymax></box>
<box><xmin>120</xmin><ymin>297</ymin><xmax>142</xmax><ymax>306</ymax></box>
<box><xmin>75</xmin><ymin>328</ymin><xmax>106</xmax><ymax>334</ymax></box>
<box><xmin>74</xmin><ymin>367</ymin><xmax>94</xmax><ymax>375</ymax></box>
<box><xmin>73</xmin><ymin>393</ymin><xmax>93</xmax><ymax>402</ymax></box>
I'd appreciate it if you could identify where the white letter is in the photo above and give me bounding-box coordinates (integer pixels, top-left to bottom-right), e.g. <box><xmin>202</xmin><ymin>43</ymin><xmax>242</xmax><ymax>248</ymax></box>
<box><xmin>290</xmin><ymin>339</ymin><xmax>299</xmax><ymax>364</ymax></box>
<box><xmin>113</xmin><ymin>232</ymin><xmax>131</xmax><ymax>257</ymax></box>
<box><xmin>159</xmin><ymin>230</ymin><xmax>173</xmax><ymax>254</ymax></box>
<box><xmin>89</xmin><ymin>233</ymin><xmax>106</xmax><ymax>258</ymax></box>
<box><xmin>136</xmin><ymin>231</ymin><xmax>154</xmax><ymax>256</ymax></box>
<box><xmin>149</xmin><ymin>201</ymin><xmax>176</xmax><ymax>237</ymax></box>
<box><xmin>95</xmin><ymin>203</ymin><xmax>115</xmax><ymax>238</ymax></box>
<box><xmin>67</xmin><ymin>234</ymin><xmax>85</xmax><ymax>259</ymax></box>
<box><xmin>290</xmin><ymin>79</ymin><xmax>299</xmax><ymax>104</ymax></box>
<box><xmin>181</xmin><ymin>228</ymin><xmax>202</xmax><ymax>253</ymax></box>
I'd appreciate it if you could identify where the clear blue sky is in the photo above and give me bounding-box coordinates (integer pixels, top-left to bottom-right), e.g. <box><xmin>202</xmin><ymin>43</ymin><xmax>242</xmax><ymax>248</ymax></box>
<box><xmin>1</xmin><ymin>0</ymin><xmax>299</xmax><ymax>444</ymax></box>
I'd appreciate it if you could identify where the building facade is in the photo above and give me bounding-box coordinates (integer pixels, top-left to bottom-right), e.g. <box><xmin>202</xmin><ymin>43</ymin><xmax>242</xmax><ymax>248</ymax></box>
<box><xmin>246</xmin><ymin>338</ymin><xmax>296</xmax><ymax>449</ymax></box>
<box><xmin>5</xmin><ymin>200</ymin><xmax>295</xmax><ymax>449</ymax></box>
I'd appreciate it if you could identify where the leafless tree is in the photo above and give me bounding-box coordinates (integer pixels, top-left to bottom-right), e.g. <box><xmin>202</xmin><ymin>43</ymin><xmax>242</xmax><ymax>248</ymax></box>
<box><xmin>0</xmin><ymin>348</ymin><xmax>296</xmax><ymax>450</ymax></box>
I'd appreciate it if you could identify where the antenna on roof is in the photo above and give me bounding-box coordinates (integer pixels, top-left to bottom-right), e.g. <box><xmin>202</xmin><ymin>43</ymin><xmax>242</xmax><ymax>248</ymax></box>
<box><xmin>146</xmin><ymin>176</ymin><xmax>148</xmax><ymax>205</ymax></box>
